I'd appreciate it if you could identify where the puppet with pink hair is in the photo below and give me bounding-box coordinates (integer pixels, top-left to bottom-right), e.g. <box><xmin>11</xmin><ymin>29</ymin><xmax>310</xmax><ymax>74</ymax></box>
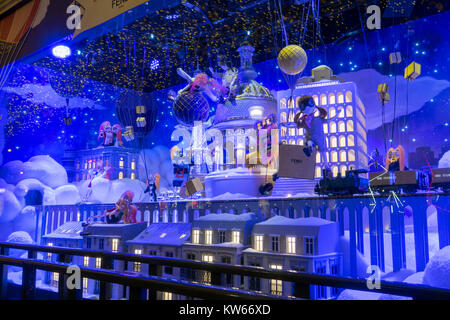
<box><xmin>175</xmin><ymin>68</ymin><xmax>227</xmax><ymax>102</ymax></box>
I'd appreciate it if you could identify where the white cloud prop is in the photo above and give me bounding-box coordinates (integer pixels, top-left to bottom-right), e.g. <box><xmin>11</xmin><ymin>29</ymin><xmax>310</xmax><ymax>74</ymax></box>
<box><xmin>0</xmin><ymin>155</ymin><xmax>68</xmax><ymax>188</ymax></box>
<box><xmin>338</xmin><ymin>69</ymin><xmax>450</xmax><ymax>130</ymax></box>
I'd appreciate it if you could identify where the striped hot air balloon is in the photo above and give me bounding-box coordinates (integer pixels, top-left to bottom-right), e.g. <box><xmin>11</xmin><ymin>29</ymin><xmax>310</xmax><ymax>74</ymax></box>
<box><xmin>0</xmin><ymin>0</ymin><xmax>41</xmax><ymax>44</ymax></box>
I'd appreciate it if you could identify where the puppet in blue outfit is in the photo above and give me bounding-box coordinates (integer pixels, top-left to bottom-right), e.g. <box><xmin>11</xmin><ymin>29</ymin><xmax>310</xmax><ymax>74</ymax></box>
<box><xmin>294</xmin><ymin>95</ymin><xmax>343</xmax><ymax>177</ymax></box>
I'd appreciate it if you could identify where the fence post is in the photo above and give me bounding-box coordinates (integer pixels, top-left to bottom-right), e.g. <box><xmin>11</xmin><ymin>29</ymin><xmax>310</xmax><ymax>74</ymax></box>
<box><xmin>147</xmin><ymin>263</ymin><xmax>163</xmax><ymax>300</ymax></box>
<box><xmin>0</xmin><ymin>247</ymin><xmax>9</xmax><ymax>298</ymax></box>
<box><xmin>22</xmin><ymin>250</ymin><xmax>37</xmax><ymax>300</ymax></box>
<box><xmin>100</xmin><ymin>257</ymin><xmax>113</xmax><ymax>300</ymax></box>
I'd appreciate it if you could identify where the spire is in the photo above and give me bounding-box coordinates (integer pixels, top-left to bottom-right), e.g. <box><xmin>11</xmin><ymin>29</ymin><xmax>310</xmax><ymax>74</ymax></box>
<box><xmin>237</xmin><ymin>40</ymin><xmax>257</xmax><ymax>82</ymax></box>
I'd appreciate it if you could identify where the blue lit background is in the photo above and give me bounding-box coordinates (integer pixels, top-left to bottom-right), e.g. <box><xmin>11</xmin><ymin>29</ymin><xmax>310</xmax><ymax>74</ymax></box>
<box><xmin>1</xmin><ymin>10</ymin><xmax>449</xmax><ymax>166</ymax></box>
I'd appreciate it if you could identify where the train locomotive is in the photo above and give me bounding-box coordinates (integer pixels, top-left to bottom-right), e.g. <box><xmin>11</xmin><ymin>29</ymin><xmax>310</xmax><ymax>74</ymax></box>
<box><xmin>314</xmin><ymin>167</ymin><xmax>450</xmax><ymax>196</ymax></box>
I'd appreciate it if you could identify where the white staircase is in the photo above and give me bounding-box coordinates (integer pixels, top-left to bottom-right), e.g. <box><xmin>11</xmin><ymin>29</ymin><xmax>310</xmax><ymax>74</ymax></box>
<box><xmin>271</xmin><ymin>178</ymin><xmax>319</xmax><ymax>197</ymax></box>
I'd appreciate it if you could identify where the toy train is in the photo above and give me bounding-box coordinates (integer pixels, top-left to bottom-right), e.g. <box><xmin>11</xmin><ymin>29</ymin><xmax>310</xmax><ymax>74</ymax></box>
<box><xmin>314</xmin><ymin>168</ymin><xmax>450</xmax><ymax>196</ymax></box>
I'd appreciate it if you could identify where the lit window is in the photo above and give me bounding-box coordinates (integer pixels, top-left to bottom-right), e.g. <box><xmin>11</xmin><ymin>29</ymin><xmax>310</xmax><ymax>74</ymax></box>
<box><xmin>304</xmin><ymin>237</ymin><xmax>314</xmax><ymax>254</ymax></box>
<box><xmin>329</xmin><ymin>107</ymin><xmax>336</xmax><ymax>119</ymax></box>
<box><xmin>338</xmin><ymin>107</ymin><xmax>345</xmax><ymax>118</ymax></box>
<box><xmin>330</xmin><ymin>122</ymin><xmax>337</xmax><ymax>133</ymax></box>
<box><xmin>347</xmin><ymin>120</ymin><xmax>354</xmax><ymax>132</ymax></box>
<box><xmin>297</xmin><ymin>139</ymin><xmax>304</xmax><ymax>146</ymax></box>
<box><xmin>330</xmin><ymin>136</ymin><xmax>337</xmax><ymax>148</ymax></box>
<box><xmin>315</xmin><ymin>166</ymin><xmax>322</xmax><ymax>178</ymax></box>
<box><xmin>270</xmin><ymin>279</ymin><xmax>283</xmax><ymax>295</ymax></box>
<box><xmin>162</xmin><ymin>292</ymin><xmax>172</xmax><ymax>300</ymax></box>
<box><xmin>280</xmin><ymin>112</ymin><xmax>287</xmax><ymax>123</ymax></box>
<box><xmin>340</xmin><ymin>165</ymin><xmax>348</xmax><ymax>177</ymax></box>
<box><xmin>131</xmin><ymin>161</ymin><xmax>136</xmax><ymax>170</ymax></box>
<box><xmin>348</xmin><ymin>135</ymin><xmax>355</xmax><ymax>147</ymax></box>
<box><xmin>287</xmin><ymin>236</ymin><xmax>296</xmax><ymax>254</ymax></box>
<box><xmin>205</xmin><ymin>230</ymin><xmax>213</xmax><ymax>245</ymax></box>
<box><xmin>297</xmin><ymin>128</ymin><xmax>304</xmax><ymax>135</ymax></box>
<box><xmin>316</xmin><ymin>152</ymin><xmax>321</xmax><ymax>164</ymax></box>
<box><xmin>232</xmin><ymin>231</ymin><xmax>240</xmax><ymax>244</ymax></box>
<box><xmin>280</xmin><ymin>98</ymin><xmax>286</xmax><ymax>109</ymax></box>
<box><xmin>119</xmin><ymin>158</ymin><xmax>124</xmax><ymax>168</ymax></box>
<box><xmin>83</xmin><ymin>256</ymin><xmax>89</xmax><ymax>267</ymax></box>
<box><xmin>112</xmin><ymin>238</ymin><xmax>119</xmax><ymax>252</ymax></box>
<box><xmin>119</xmin><ymin>172</ymin><xmax>123</xmax><ymax>179</ymax></box>
<box><xmin>339</xmin><ymin>136</ymin><xmax>346</xmax><ymax>147</ymax></box>
<box><xmin>52</xmin><ymin>272</ymin><xmax>59</xmax><ymax>287</ymax></box>
<box><xmin>331</xmin><ymin>151</ymin><xmax>338</xmax><ymax>162</ymax></box>
<box><xmin>254</xmin><ymin>235</ymin><xmax>263</xmax><ymax>252</ymax></box>
<box><xmin>349</xmin><ymin>149</ymin><xmax>356</xmax><ymax>161</ymax></box>
<box><xmin>134</xmin><ymin>249</ymin><xmax>142</xmax><ymax>272</ymax></box>
<box><xmin>270</xmin><ymin>264</ymin><xmax>282</xmax><ymax>270</ymax></box>
<box><xmin>340</xmin><ymin>150</ymin><xmax>347</xmax><ymax>162</ymax></box>
<box><xmin>338</xmin><ymin>121</ymin><xmax>346</xmax><ymax>132</ymax></box>
<box><xmin>131</xmin><ymin>173</ymin><xmax>135</xmax><ymax>180</ymax></box>
<box><xmin>281</xmin><ymin>127</ymin><xmax>287</xmax><ymax>137</ymax></box>
<box><xmin>202</xmin><ymin>254</ymin><xmax>214</xmax><ymax>263</ymax></box>
<box><xmin>96</xmin><ymin>257</ymin><xmax>102</xmax><ymax>269</ymax></box>
<box><xmin>323</xmin><ymin>124</ymin><xmax>328</xmax><ymax>134</ymax></box>
<box><xmin>289</xmin><ymin>128</ymin><xmax>296</xmax><ymax>136</ymax></box>
<box><xmin>192</xmin><ymin>229</ymin><xmax>200</xmax><ymax>244</ymax></box>
<box><xmin>337</xmin><ymin>92</ymin><xmax>344</xmax><ymax>104</ymax></box>
<box><xmin>84</xmin><ymin>162</ymin><xmax>87</xmax><ymax>169</ymax></box>
<box><xmin>346</xmin><ymin>105</ymin><xmax>353</xmax><ymax>117</ymax></box>
<box><xmin>47</xmin><ymin>242</ymin><xmax>53</xmax><ymax>260</ymax></box>
<box><xmin>345</xmin><ymin>91</ymin><xmax>353</xmax><ymax>103</ymax></box>
<box><xmin>83</xmin><ymin>278</ymin><xmax>88</xmax><ymax>293</ymax></box>
<box><xmin>328</xmin><ymin>93</ymin><xmax>336</xmax><ymax>104</ymax></box>
<box><xmin>312</xmin><ymin>95</ymin><xmax>319</xmax><ymax>106</ymax></box>
<box><xmin>320</xmin><ymin>94</ymin><xmax>327</xmax><ymax>106</ymax></box>
<box><xmin>332</xmin><ymin>166</ymin><xmax>338</xmax><ymax>177</ymax></box>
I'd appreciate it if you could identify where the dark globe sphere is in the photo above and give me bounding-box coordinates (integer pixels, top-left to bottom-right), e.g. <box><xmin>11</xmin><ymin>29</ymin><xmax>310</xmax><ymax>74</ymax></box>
<box><xmin>173</xmin><ymin>91</ymin><xmax>210</xmax><ymax>127</ymax></box>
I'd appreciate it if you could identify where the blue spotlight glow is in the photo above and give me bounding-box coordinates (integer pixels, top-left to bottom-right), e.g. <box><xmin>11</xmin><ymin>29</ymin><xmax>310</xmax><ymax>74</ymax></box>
<box><xmin>52</xmin><ymin>45</ymin><xmax>71</xmax><ymax>58</ymax></box>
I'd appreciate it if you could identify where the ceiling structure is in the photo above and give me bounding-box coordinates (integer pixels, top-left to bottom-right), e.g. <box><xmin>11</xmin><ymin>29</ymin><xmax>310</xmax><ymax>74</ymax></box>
<box><xmin>31</xmin><ymin>0</ymin><xmax>448</xmax><ymax>92</ymax></box>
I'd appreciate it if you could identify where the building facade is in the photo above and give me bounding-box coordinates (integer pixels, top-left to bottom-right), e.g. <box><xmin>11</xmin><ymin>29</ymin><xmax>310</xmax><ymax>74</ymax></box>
<box><xmin>242</xmin><ymin>216</ymin><xmax>342</xmax><ymax>299</ymax></box>
<box><xmin>81</xmin><ymin>222</ymin><xmax>147</xmax><ymax>299</ymax></box>
<box><xmin>277</xmin><ymin>65</ymin><xmax>368</xmax><ymax>178</ymax></box>
<box><xmin>182</xmin><ymin>212</ymin><xmax>261</xmax><ymax>289</ymax></box>
<box><xmin>127</xmin><ymin>223</ymin><xmax>191</xmax><ymax>300</ymax></box>
<box><xmin>63</xmin><ymin>146</ymin><xmax>140</xmax><ymax>182</ymax></box>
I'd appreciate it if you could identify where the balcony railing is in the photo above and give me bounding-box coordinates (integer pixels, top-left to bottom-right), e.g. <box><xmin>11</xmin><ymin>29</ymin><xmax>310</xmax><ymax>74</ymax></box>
<box><xmin>1</xmin><ymin>242</ymin><xmax>450</xmax><ymax>300</ymax></box>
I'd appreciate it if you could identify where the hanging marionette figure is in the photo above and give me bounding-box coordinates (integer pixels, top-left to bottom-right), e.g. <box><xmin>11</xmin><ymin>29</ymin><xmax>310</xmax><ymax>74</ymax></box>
<box><xmin>209</xmin><ymin>54</ymin><xmax>239</xmax><ymax>102</ymax></box>
<box><xmin>169</xmin><ymin>68</ymin><xmax>227</xmax><ymax>102</ymax></box>
<box><xmin>294</xmin><ymin>95</ymin><xmax>343</xmax><ymax>177</ymax></box>
<box><xmin>112</xmin><ymin>124</ymin><xmax>124</xmax><ymax>147</ymax></box>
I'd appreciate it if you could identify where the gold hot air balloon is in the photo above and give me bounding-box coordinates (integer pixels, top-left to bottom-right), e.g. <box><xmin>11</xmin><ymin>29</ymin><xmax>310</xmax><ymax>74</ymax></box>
<box><xmin>277</xmin><ymin>45</ymin><xmax>308</xmax><ymax>76</ymax></box>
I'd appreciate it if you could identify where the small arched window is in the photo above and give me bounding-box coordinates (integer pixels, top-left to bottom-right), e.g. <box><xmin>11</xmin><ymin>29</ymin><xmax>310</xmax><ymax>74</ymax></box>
<box><xmin>340</xmin><ymin>165</ymin><xmax>347</xmax><ymax>177</ymax></box>
<box><xmin>338</xmin><ymin>121</ymin><xmax>346</xmax><ymax>132</ymax></box>
<box><xmin>330</xmin><ymin>121</ymin><xmax>337</xmax><ymax>133</ymax></box>
<box><xmin>349</xmin><ymin>149</ymin><xmax>356</xmax><ymax>161</ymax></box>
<box><xmin>328</xmin><ymin>93</ymin><xmax>336</xmax><ymax>104</ymax></box>
<box><xmin>313</xmin><ymin>95</ymin><xmax>319</xmax><ymax>106</ymax></box>
<box><xmin>330</xmin><ymin>136</ymin><xmax>337</xmax><ymax>148</ymax></box>
<box><xmin>316</xmin><ymin>167</ymin><xmax>322</xmax><ymax>178</ymax></box>
<box><xmin>331</xmin><ymin>151</ymin><xmax>338</xmax><ymax>162</ymax></box>
<box><xmin>323</xmin><ymin>124</ymin><xmax>328</xmax><ymax>134</ymax></box>
<box><xmin>329</xmin><ymin>107</ymin><xmax>336</xmax><ymax>119</ymax></box>
<box><xmin>316</xmin><ymin>152</ymin><xmax>321</xmax><ymax>163</ymax></box>
<box><xmin>347</xmin><ymin>120</ymin><xmax>354</xmax><ymax>132</ymax></box>
<box><xmin>345</xmin><ymin>91</ymin><xmax>353</xmax><ymax>103</ymax></box>
<box><xmin>339</xmin><ymin>150</ymin><xmax>347</xmax><ymax>162</ymax></box>
<box><xmin>320</xmin><ymin>94</ymin><xmax>327</xmax><ymax>106</ymax></box>
<box><xmin>339</xmin><ymin>136</ymin><xmax>346</xmax><ymax>147</ymax></box>
<box><xmin>298</xmin><ymin>139</ymin><xmax>304</xmax><ymax>146</ymax></box>
<box><xmin>337</xmin><ymin>92</ymin><xmax>344</xmax><ymax>104</ymax></box>
<box><xmin>280</xmin><ymin>98</ymin><xmax>287</xmax><ymax>109</ymax></box>
<box><xmin>280</xmin><ymin>112</ymin><xmax>287</xmax><ymax>123</ymax></box>
<box><xmin>348</xmin><ymin>135</ymin><xmax>355</xmax><ymax>146</ymax></box>
<box><xmin>332</xmin><ymin>166</ymin><xmax>339</xmax><ymax>177</ymax></box>
<box><xmin>346</xmin><ymin>105</ymin><xmax>353</xmax><ymax>117</ymax></box>
<box><xmin>281</xmin><ymin>127</ymin><xmax>287</xmax><ymax>137</ymax></box>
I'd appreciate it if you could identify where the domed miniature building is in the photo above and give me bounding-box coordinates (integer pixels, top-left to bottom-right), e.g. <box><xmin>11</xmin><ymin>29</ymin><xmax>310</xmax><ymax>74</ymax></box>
<box><xmin>213</xmin><ymin>42</ymin><xmax>277</xmax><ymax>131</ymax></box>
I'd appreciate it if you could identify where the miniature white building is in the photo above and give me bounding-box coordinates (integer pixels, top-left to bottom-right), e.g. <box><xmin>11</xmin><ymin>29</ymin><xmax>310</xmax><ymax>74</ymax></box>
<box><xmin>277</xmin><ymin>65</ymin><xmax>368</xmax><ymax>178</ymax></box>
<box><xmin>42</xmin><ymin>221</ymin><xmax>84</xmax><ymax>289</ymax></box>
<box><xmin>242</xmin><ymin>216</ymin><xmax>342</xmax><ymax>299</ymax></box>
<box><xmin>127</xmin><ymin>223</ymin><xmax>191</xmax><ymax>300</ymax></box>
<box><xmin>81</xmin><ymin>223</ymin><xmax>147</xmax><ymax>299</ymax></box>
<box><xmin>182</xmin><ymin>212</ymin><xmax>261</xmax><ymax>289</ymax></box>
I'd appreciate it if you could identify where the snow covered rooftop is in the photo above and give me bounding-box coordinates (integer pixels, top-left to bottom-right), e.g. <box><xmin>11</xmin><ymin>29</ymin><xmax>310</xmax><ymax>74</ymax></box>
<box><xmin>82</xmin><ymin>222</ymin><xmax>147</xmax><ymax>241</ymax></box>
<box><xmin>196</xmin><ymin>212</ymin><xmax>256</xmax><ymax>222</ymax></box>
<box><xmin>43</xmin><ymin>221</ymin><xmax>84</xmax><ymax>240</ymax></box>
<box><xmin>127</xmin><ymin>223</ymin><xmax>191</xmax><ymax>246</ymax></box>
<box><xmin>256</xmin><ymin>216</ymin><xmax>334</xmax><ymax>227</ymax></box>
